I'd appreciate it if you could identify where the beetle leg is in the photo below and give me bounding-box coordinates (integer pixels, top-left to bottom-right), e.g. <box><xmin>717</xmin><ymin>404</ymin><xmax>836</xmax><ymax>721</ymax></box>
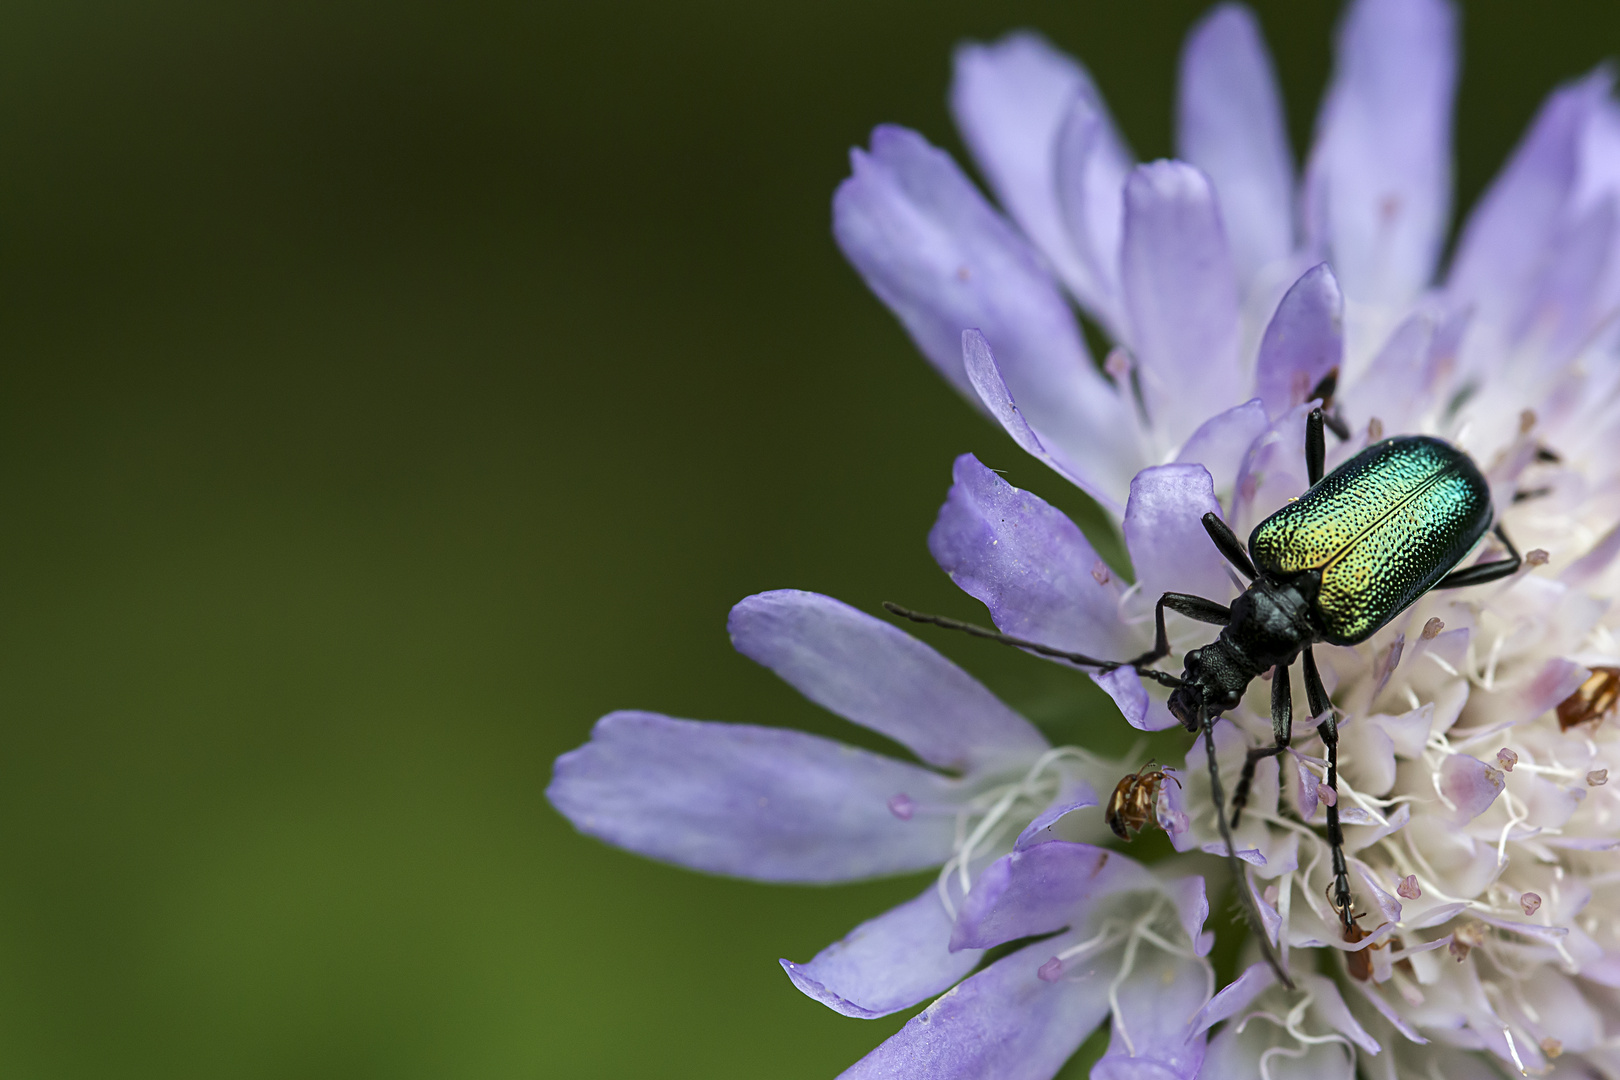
<box><xmin>1200</xmin><ymin>708</ymin><xmax>1295</xmax><ymax>990</ymax></box>
<box><xmin>1230</xmin><ymin>660</ymin><xmax>1293</xmax><ymax>828</ymax></box>
<box><xmin>1124</xmin><ymin>592</ymin><xmax>1231</xmax><ymax>669</ymax></box>
<box><xmin>1303</xmin><ymin>647</ymin><xmax>1355</xmax><ymax>931</ymax></box>
<box><xmin>1306</xmin><ymin>369</ymin><xmax>1351</xmax><ymax>440</ymax></box>
<box><xmin>1435</xmin><ymin>523</ymin><xmax>1523</xmax><ymax>589</ymax></box>
<box><xmin>1201</xmin><ymin>512</ymin><xmax>1257</xmax><ymax>579</ymax></box>
<box><xmin>1306</xmin><ymin>407</ymin><xmax>1326</xmax><ymax>486</ymax></box>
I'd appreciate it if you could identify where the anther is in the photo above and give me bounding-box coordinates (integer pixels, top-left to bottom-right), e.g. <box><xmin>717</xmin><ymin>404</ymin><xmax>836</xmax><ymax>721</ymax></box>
<box><xmin>1520</xmin><ymin>892</ymin><xmax>1542</xmax><ymax>916</ymax></box>
<box><xmin>1367</xmin><ymin>417</ymin><xmax>1384</xmax><ymax>442</ymax></box>
<box><xmin>1588</xmin><ymin>769</ymin><xmax>1608</xmax><ymax>787</ymax></box>
<box><xmin>1526</xmin><ymin>549</ymin><xmax>1549</xmax><ymax>567</ymax></box>
<box><xmin>1090</xmin><ymin>559</ymin><xmax>1111</xmax><ymax>585</ymax></box>
<box><xmin>1497</xmin><ymin>748</ymin><xmax>1518</xmax><ymax>772</ymax></box>
<box><xmin>1519</xmin><ymin>409</ymin><xmax>1537</xmax><ymax>434</ymax></box>
<box><xmin>888</xmin><ymin>793</ymin><xmax>915</xmax><ymax>820</ymax></box>
<box><xmin>1422</xmin><ymin>617</ymin><xmax>1444</xmax><ymax>640</ymax></box>
<box><xmin>1319</xmin><ymin>785</ymin><xmax>1337</xmax><ymax>807</ymax></box>
<box><xmin>1396</xmin><ymin>875</ymin><xmax>1421</xmax><ymax>900</ymax></box>
<box><xmin>1037</xmin><ymin>956</ymin><xmax>1063</xmax><ymax>983</ymax></box>
<box><xmin>1104</xmin><ymin>348</ymin><xmax>1132</xmax><ymax>382</ymax></box>
<box><xmin>1541</xmin><ymin>1038</ymin><xmax>1563</xmax><ymax>1059</ymax></box>
<box><xmin>1450</xmin><ymin>921</ymin><xmax>1486</xmax><ymax>962</ymax></box>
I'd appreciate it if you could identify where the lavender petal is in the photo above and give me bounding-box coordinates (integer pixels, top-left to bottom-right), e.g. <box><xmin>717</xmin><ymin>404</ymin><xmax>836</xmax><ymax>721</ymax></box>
<box><xmin>1015</xmin><ymin>781</ymin><xmax>1101</xmax><ymax>851</ymax></box>
<box><xmin>1252</xmin><ymin>263</ymin><xmax>1343</xmax><ymax>420</ymax></box>
<box><xmin>781</xmin><ymin>887</ymin><xmax>983</xmax><ymax>1018</ymax></box>
<box><xmin>1123</xmin><ymin>464</ymin><xmax>1233</xmax><ymax>603</ymax></box>
<box><xmin>1120</xmin><ymin>161</ymin><xmax>1244</xmax><ymax>447</ymax></box>
<box><xmin>1304</xmin><ymin>0</ymin><xmax>1458</xmax><ymax>304</ymax></box>
<box><xmin>951</xmin><ymin>841</ymin><xmax>1153</xmax><ymax>951</ymax></box>
<box><xmin>1437</xmin><ymin>752</ymin><xmax>1506</xmax><ymax>824</ymax></box>
<box><xmin>1054</xmin><ymin>94</ymin><xmax>1134</xmax><ymax>335</ymax></box>
<box><xmin>833</xmin><ymin>127</ymin><xmax>1136</xmax><ymax>504</ymax></box>
<box><xmin>1448</xmin><ymin>71</ymin><xmax>1613</xmax><ymax>334</ymax></box>
<box><xmin>1174</xmin><ymin>398</ymin><xmax>1269</xmax><ymax>506</ymax></box>
<box><xmin>1168</xmin><ymin>874</ymin><xmax>1214</xmax><ymax>957</ymax></box>
<box><xmin>1177</xmin><ymin>3</ymin><xmax>1295</xmax><ymax>288</ymax></box>
<box><xmin>840</xmin><ymin>938</ymin><xmax>1110</xmax><ymax>1080</ymax></box>
<box><xmin>728</xmin><ymin>590</ymin><xmax>1048</xmax><ymax>773</ymax></box>
<box><xmin>549</xmin><ymin>712</ymin><xmax>961</xmax><ymax>882</ymax></box>
<box><xmin>929</xmin><ymin>453</ymin><xmax>1135</xmax><ymax>659</ymax></box>
<box><xmin>1091</xmin><ymin>950</ymin><xmax>1210</xmax><ymax>1080</ymax></box>
<box><xmin>1192</xmin><ymin>962</ymin><xmax>1275</xmax><ymax>1034</ymax></box>
<box><xmin>950</xmin><ymin>33</ymin><xmax>1129</xmax><ymax>324</ymax></box>
<box><xmin>1301</xmin><ymin>973</ymin><xmax>1380</xmax><ymax>1054</ymax></box>
<box><xmin>960</xmin><ymin>329</ymin><xmax>1132</xmax><ymax>513</ymax></box>
<box><xmin>1092</xmin><ymin>666</ymin><xmax>1180</xmax><ymax>733</ymax></box>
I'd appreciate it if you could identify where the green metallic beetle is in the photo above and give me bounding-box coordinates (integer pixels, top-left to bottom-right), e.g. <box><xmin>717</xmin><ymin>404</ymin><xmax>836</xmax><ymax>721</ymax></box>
<box><xmin>889</xmin><ymin>402</ymin><xmax>1523</xmax><ymax>989</ymax></box>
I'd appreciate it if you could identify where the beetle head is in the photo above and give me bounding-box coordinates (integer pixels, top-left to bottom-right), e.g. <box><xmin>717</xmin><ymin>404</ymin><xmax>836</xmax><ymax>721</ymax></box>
<box><xmin>1168</xmin><ymin>646</ymin><xmax>1246</xmax><ymax>732</ymax></box>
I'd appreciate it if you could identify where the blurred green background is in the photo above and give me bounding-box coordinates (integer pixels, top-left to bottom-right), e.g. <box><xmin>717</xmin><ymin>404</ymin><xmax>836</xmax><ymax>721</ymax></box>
<box><xmin>0</xmin><ymin>1</ymin><xmax>1615</xmax><ymax>1076</ymax></box>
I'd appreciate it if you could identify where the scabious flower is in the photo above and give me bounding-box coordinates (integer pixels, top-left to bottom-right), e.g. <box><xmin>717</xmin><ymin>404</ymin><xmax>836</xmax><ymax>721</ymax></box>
<box><xmin>835</xmin><ymin>0</ymin><xmax>1620</xmax><ymax>1076</ymax></box>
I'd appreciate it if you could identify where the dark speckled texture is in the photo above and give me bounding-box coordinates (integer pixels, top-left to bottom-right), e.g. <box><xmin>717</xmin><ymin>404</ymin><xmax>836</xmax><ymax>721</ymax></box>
<box><xmin>1249</xmin><ymin>437</ymin><xmax>1492</xmax><ymax>645</ymax></box>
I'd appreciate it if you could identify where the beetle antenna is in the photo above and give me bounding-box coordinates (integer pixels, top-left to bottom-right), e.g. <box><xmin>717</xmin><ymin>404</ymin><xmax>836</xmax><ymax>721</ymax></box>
<box><xmin>1201</xmin><ymin>706</ymin><xmax>1295</xmax><ymax>991</ymax></box>
<box><xmin>882</xmin><ymin>603</ymin><xmax>1181</xmax><ymax>687</ymax></box>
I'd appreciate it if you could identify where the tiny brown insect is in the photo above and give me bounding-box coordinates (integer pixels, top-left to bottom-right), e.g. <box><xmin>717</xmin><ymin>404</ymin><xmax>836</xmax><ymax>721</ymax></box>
<box><xmin>1557</xmin><ymin>666</ymin><xmax>1620</xmax><ymax>731</ymax></box>
<box><xmin>1105</xmin><ymin>763</ymin><xmax>1180</xmax><ymax>841</ymax></box>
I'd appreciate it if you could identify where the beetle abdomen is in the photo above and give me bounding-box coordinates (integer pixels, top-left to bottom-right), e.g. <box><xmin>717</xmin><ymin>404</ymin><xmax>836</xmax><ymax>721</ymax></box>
<box><xmin>1248</xmin><ymin>436</ymin><xmax>1492</xmax><ymax>645</ymax></box>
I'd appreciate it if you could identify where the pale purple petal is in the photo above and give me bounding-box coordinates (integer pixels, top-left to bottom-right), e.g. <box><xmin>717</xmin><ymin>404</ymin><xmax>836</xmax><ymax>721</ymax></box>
<box><xmin>929</xmin><ymin>453</ymin><xmax>1135</xmax><ymax>658</ymax></box>
<box><xmin>960</xmin><ymin>330</ymin><xmax>1131</xmax><ymax>512</ymax></box>
<box><xmin>549</xmin><ymin>712</ymin><xmax>962</xmax><ymax>882</ymax></box>
<box><xmin>1520</xmin><ymin>658</ymin><xmax>1590</xmax><ymax>725</ymax></box>
<box><xmin>1232</xmin><ymin>403</ymin><xmax>1311</xmax><ymax>534</ymax></box>
<box><xmin>841</xmin><ymin>939</ymin><xmax>1110</xmax><ymax>1080</ymax></box>
<box><xmin>950</xmin><ymin>33</ymin><xmax>1130</xmax><ymax>323</ymax></box>
<box><xmin>1204</xmin><ymin>1022</ymin><xmax>1355</xmax><ymax>1080</ymax></box>
<box><xmin>1304</xmin><ymin>0</ymin><xmax>1457</xmax><ymax>304</ymax></box>
<box><xmin>1448</xmin><ymin>71</ymin><xmax>1613</xmax><ymax>329</ymax></box>
<box><xmin>1200</xmin><ymin>843</ymin><xmax>1266</xmax><ymax>866</ymax></box>
<box><xmin>834</xmin><ymin>128</ymin><xmax>1136</xmax><ymax>503</ymax></box>
<box><xmin>1120</xmin><ymin>161</ymin><xmax>1244</xmax><ymax>446</ymax></box>
<box><xmin>1351</xmin><ymin>858</ymin><xmax>1403</xmax><ymax>924</ymax></box>
<box><xmin>1290</xmin><ymin>751</ymin><xmax>1320</xmax><ymax>821</ymax></box>
<box><xmin>782</xmin><ymin>887</ymin><xmax>982</xmax><ymax>1018</ymax></box>
<box><xmin>1092</xmin><ymin>666</ymin><xmax>1180</xmax><ymax>733</ymax></box>
<box><xmin>1437</xmin><ymin>753</ymin><xmax>1507</xmax><ymax>824</ymax></box>
<box><xmin>1347</xmin><ymin>979</ymin><xmax>1428</xmax><ymax>1045</ymax></box>
<box><xmin>728</xmin><ymin>590</ymin><xmax>1048</xmax><ymax>773</ymax></box>
<box><xmin>1564</xmin><ymin>518</ymin><xmax>1620</xmax><ymax>588</ymax></box>
<box><xmin>1338</xmin><ymin>311</ymin><xmax>1436</xmax><ymax>435</ymax></box>
<box><xmin>1174</xmin><ymin>399</ymin><xmax>1269</xmax><ymax>506</ymax></box>
<box><xmin>1091</xmin><ymin>950</ymin><xmax>1210</xmax><ymax>1080</ymax></box>
<box><xmin>1253</xmin><ymin>263</ymin><xmax>1343</xmax><ymax>420</ymax></box>
<box><xmin>1123</xmin><ymin>464</ymin><xmax>1233</xmax><ymax>603</ymax></box>
<box><xmin>1015</xmin><ymin>781</ymin><xmax>1100</xmax><ymax>851</ymax></box>
<box><xmin>1517</xmin><ymin>195</ymin><xmax>1618</xmax><ymax>360</ymax></box>
<box><xmin>1177</xmin><ymin>3</ymin><xmax>1295</xmax><ymax>288</ymax></box>
<box><xmin>1301</xmin><ymin>973</ymin><xmax>1381</xmax><ymax>1054</ymax></box>
<box><xmin>951</xmin><ymin>842</ymin><xmax>1153</xmax><ymax>951</ymax></box>
<box><xmin>1192</xmin><ymin>962</ymin><xmax>1275</xmax><ymax>1034</ymax></box>
<box><xmin>1055</xmin><ymin>95</ymin><xmax>1134</xmax><ymax>334</ymax></box>
<box><xmin>1168</xmin><ymin>874</ymin><xmax>1214</xmax><ymax>957</ymax></box>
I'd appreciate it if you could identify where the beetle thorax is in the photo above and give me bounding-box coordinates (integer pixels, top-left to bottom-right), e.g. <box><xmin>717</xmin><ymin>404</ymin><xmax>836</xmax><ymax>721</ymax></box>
<box><xmin>1221</xmin><ymin>577</ymin><xmax>1317</xmax><ymax>672</ymax></box>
